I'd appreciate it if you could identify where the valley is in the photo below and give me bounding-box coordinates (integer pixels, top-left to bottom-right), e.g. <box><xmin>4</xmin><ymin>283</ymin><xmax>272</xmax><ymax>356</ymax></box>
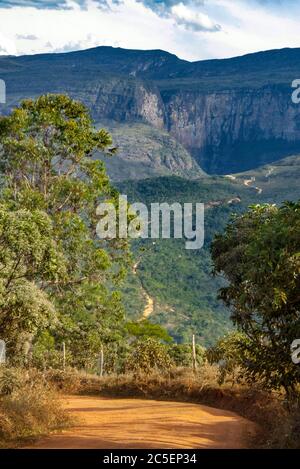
<box><xmin>118</xmin><ymin>155</ymin><xmax>300</xmax><ymax>345</ymax></box>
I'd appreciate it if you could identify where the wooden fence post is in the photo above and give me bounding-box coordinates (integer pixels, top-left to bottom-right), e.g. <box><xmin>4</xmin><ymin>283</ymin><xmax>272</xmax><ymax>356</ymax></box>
<box><xmin>0</xmin><ymin>340</ymin><xmax>6</xmax><ymax>365</ymax></box>
<box><xmin>192</xmin><ymin>334</ymin><xmax>197</xmax><ymax>373</ymax></box>
<box><xmin>99</xmin><ymin>345</ymin><xmax>104</xmax><ymax>378</ymax></box>
<box><xmin>62</xmin><ymin>342</ymin><xmax>66</xmax><ymax>371</ymax></box>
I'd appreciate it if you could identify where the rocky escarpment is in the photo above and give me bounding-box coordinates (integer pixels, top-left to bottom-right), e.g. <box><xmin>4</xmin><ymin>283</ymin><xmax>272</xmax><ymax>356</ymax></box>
<box><xmin>91</xmin><ymin>78</ymin><xmax>165</xmax><ymax>130</ymax></box>
<box><xmin>163</xmin><ymin>85</ymin><xmax>300</xmax><ymax>173</ymax></box>
<box><xmin>96</xmin><ymin>121</ymin><xmax>205</xmax><ymax>181</ymax></box>
<box><xmin>92</xmin><ymin>83</ymin><xmax>300</xmax><ymax>173</ymax></box>
<box><xmin>2</xmin><ymin>46</ymin><xmax>300</xmax><ymax>174</ymax></box>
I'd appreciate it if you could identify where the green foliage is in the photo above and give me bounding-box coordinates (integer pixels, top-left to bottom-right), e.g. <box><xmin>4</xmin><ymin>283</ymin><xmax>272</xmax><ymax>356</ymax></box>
<box><xmin>53</xmin><ymin>287</ymin><xmax>126</xmax><ymax>370</ymax></box>
<box><xmin>0</xmin><ymin>94</ymin><xmax>127</xmax><ymax>280</ymax></box>
<box><xmin>117</xmin><ymin>176</ymin><xmax>249</xmax><ymax>344</ymax></box>
<box><xmin>125</xmin><ymin>320</ymin><xmax>172</xmax><ymax>343</ymax></box>
<box><xmin>0</xmin><ymin>206</ymin><xmax>62</xmax><ymax>358</ymax></box>
<box><xmin>32</xmin><ymin>337</ymin><xmax>62</xmax><ymax>370</ymax></box>
<box><xmin>126</xmin><ymin>337</ymin><xmax>174</xmax><ymax>374</ymax></box>
<box><xmin>0</xmin><ymin>94</ymin><xmax>130</xmax><ymax>365</ymax></box>
<box><xmin>211</xmin><ymin>201</ymin><xmax>300</xmax><ymax>395</ymax></box>
<box><xmin>206</xmin><ymin>332</ymin><xmax>250</xmax><ymax>385</ymax></box>
<box><xmin>168</xmin><ymin>343</ymin><xmax>205</xmax><ymax>367</ymax></box>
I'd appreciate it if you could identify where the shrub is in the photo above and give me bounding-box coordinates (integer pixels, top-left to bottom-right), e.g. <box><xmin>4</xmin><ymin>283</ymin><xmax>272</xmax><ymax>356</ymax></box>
<box><xmin>0</xmin><ymin>367</ymin><xmax>70</xmax><ymax>446</ymax></box>
<box><xmin>206</xmin><ymin>331</ymin><xmax>250</xmax><ymax>385</ymax></box>
<box><xmin>126</xmin><ymin>338</ymin><xmax>174</xmax><ymax>374</ymax></box>
<box><xmin>44</xmin><ymin>368</ymin><xmax>102</xmax><ymax>395</ymax></box>
<box><xmin>0</xmin><ymin>367</ymin><xmax>25</xmax><ymax>395</ymax></box>
<box><xmin>169</xmin><ymin>343</ymin><xmax>205</xmax><ymax>368</ymax></box>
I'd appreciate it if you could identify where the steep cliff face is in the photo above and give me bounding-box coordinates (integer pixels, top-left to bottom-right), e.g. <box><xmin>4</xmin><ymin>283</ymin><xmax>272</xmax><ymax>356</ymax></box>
<box><xmin>92</xmin><ymin>83</ymin><xmax>300</xmax><ymax>173</ymax></box>
<box><xmin>2</xmin><ymin>46</ymin><xmax>300</xmax><ymax>175</ymax></box>
<box><xmin>163</xmin><ymin>85</ymin><xmax>300</xmax><ymax>173</ymax></box>
<box><xmin>91</xmin><ymin>78</ymin><xmax>165</xmax><ymax>129</ymax></box>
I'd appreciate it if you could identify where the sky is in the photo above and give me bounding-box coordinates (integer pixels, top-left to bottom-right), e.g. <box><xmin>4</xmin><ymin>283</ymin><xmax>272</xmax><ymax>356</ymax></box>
<box><xmin>0</xmin><ymin>0</ymin><xmax>300</xmax><ymax>61</ymax></box>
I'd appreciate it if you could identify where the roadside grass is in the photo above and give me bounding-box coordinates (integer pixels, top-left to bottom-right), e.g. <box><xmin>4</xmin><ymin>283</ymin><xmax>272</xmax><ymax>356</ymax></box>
<box><xmin>0</xmin><ymin>367</ymin><xmax>72</xmax><ymax>448</ymax></box>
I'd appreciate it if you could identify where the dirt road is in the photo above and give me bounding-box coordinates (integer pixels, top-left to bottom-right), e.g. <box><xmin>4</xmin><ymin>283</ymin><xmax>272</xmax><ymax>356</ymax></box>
<box><xmin>27</xmin><ymin>396</ymin><xmax>256</xmax><ymax>449</ymax></box>
<box><xmin>244</xmin><ymin>176</ymin><xmax>262</xmax><ymax>194</ymax></box>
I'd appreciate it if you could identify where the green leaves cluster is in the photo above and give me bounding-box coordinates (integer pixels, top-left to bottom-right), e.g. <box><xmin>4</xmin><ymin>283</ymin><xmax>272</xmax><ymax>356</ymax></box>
<box><xmin>211</xmin><ymin>202</ymin><xmax>300</xmax><ymax>395</ymax></box>
<box><xmin>0</xmin><ymin>207</ymin><xmax>62</xmax><ymax>354</ymax></box>
<box><xmin>126</xmin><ymin>337</ymin><xmax>174</xmax><ymax>374</ymax></box>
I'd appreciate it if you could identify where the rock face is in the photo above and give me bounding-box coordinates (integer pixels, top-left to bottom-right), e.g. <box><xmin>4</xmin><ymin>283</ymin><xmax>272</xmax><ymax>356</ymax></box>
<box><xmin>1</xmin><ymin>46</ymin><xmax>300</xmax><ymax>174</ymax></box>
<box><xmin>90</xmin><ymin>83</ymin><xmax>300</xmax><ymax>173</ymax></box>
<box><xmin>91</xmin><ymin>78</ymin><xmax>165</xmax><ymax>130</ymax></box>
<box><xmin>163</xmin><ymin>85</ymin><xmax>300</xmax><ymax>173</ymax></box>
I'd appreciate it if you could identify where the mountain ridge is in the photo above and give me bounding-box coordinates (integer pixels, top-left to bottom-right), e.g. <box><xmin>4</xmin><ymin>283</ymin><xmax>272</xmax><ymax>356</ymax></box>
<box><xmin>1</xmin><ymin>45</ymin><xmax>300</xmax><ymax>175</ymax></box>
<box><xmin>3</xmin><ymin>44</ymin><xmax>300</xmax><ymax>70</ymax></box>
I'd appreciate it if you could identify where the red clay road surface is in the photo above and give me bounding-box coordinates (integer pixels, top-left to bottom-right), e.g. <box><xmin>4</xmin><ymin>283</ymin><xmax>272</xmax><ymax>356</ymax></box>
<box><xmin>27</xmin><ymin>396</ymin><xmax>257</xmax><ymax>449</ymax></box>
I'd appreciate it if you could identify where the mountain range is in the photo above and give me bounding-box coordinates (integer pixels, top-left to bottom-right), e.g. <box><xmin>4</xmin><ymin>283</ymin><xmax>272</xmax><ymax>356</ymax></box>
<box><xmin>1</xmin><ymin>45</ymin><xmax>300</xmax><ymax>176</ymax></box>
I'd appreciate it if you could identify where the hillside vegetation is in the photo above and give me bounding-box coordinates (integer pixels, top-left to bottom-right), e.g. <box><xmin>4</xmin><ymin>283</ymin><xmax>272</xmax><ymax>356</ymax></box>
<box><xmin>97</xmin><ymin>121</ymin><xmax>205</xmax><ymax>181</ymax></box>
<box><xmin>118</xmin><ymin>176</ymin><xmax>249</xmax><ymax>344</ymax></box>
<box><xmin>117</xmin><ymin>155</ymin><xmax>300</xmax><ymax>344</ymax></box>
<box><xmin>234</xmin><ymin>154</ymin><xmax>300</xmax><ymax>203</ymax></box>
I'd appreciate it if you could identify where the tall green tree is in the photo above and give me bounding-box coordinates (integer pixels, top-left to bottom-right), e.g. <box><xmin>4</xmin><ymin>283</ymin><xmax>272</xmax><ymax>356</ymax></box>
<box><xmin>0</xmin><ymin>94</ymin><xmax>130</xmax><ymax>365</ymax></box>
<box><xmin>211</xmin><ymin>202</ymin><xmax>300</xmax><ymax>396</ymax></box>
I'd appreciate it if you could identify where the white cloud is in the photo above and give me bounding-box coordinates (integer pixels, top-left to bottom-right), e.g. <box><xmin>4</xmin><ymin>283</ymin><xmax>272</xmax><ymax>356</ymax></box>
<box><xmin>202</xmin><ymin>0</ymin><xmax>300</xmax><ymax>58</ymax></box>
<box><xmin>0</xmin><ymin>31</ymin><xmax>17</xmax><ymax>55</ymax></box>
<box><xmin>171</xmin><ymin>3</ymin><xmax>221</xmax><ymax>32</ymax></box>
<box><xmin>0</xmin><ymin>0</ymin><xmax>299</xmax><ymax>61</ymax></box>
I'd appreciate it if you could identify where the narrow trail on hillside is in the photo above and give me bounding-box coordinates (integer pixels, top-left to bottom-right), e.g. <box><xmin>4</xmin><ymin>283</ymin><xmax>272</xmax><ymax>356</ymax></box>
<box><xmin>244</xmin><ymin>176</ymin><xmax>262</xmax><ymax>194</ymax></box>
<box><xmin>133</xmin><ymin>259</ymin><xmax>155</xmax><ymax>319</ymax></box>
<box><xmin>142</xmin><ymin>293</ymin><xmax>154</xmax><ymax>319</ymax></box>
<box><xmin>229</xmin><ymin>165</ymin><xmax>276</xmax><ymax>196</ymax></box>
<box><xmin>26</xmin><ymin>396</ymin><xmax>257</xmax><ymax>449</ymax></box>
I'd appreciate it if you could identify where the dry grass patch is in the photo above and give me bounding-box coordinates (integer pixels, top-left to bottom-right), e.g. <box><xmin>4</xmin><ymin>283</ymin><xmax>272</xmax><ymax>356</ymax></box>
<box><xmin>0</xmin><ymin>367</ymin><xmax>71</xmax><ymax>447</ymax></box>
